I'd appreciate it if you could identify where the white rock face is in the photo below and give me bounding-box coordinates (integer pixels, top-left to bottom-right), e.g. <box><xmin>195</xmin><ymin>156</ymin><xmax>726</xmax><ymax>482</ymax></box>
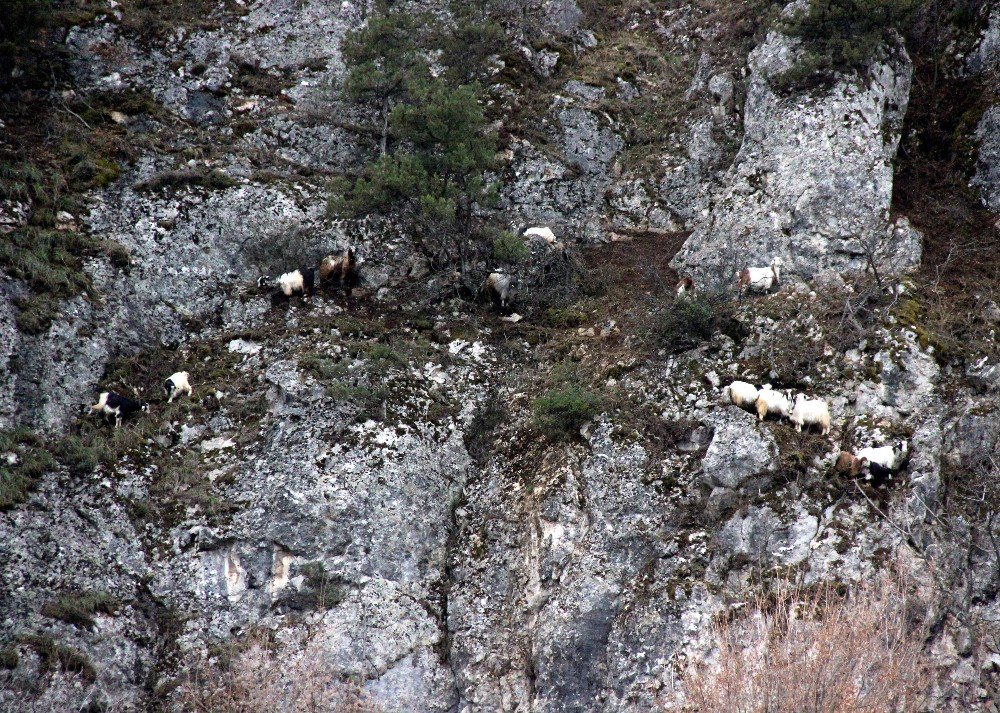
<box><xmin>673</xmin><ymin>29</ymin><xmax>918</xmax><ymax>285</ymax></box>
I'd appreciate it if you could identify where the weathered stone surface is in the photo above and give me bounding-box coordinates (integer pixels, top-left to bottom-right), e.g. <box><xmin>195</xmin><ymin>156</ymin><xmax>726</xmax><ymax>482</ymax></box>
<box><xmin>973</xmin><ymin>105</ymin><xmax>1000</xmax><ymax>212</ymax></box>
<box><xmin>673</xmin><ymin>29</ymin><xmax>917</xmax><ymax>285</ymax></box>
<box><xmin>700</xmin><ymin>408</ymin><xmax>778</xmax><ymax>489</ymax></box>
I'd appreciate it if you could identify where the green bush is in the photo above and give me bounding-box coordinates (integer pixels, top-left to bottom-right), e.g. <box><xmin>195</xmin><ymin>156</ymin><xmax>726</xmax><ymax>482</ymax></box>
<box><xmin>492</xmin><ymin>231</ymin><xmax>530</xmax><ymax>264</ymax></box>
<box><xmin>776</xmin><ymin>0</ymin><xmax>925</xmax><ymax>91</ymax></box>
<box><xmin>41</xmin><ymin>591</ymin><xmax>119</xmax><ymax>628</ymax></box>
<box><xmin>532</xmin><ymin>386</ymin><xmax>604</xmax><ymax>439</ymax></box>
<box><xmin>651</xmin><ymin>295</ymin><xmax>719</xmax><ymax>354</ymax></box>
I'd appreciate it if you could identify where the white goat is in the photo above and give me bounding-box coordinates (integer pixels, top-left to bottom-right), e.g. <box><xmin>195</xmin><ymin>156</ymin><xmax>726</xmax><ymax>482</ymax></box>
<box><xmin>721</xmin><ymin>381</ymin><xmax>759</xmax><ymax>411</ymax></box>
<box><xmin>737</xmin><ymin>257</ymin><xmax>783</xmax><ymax>293</ymax></box>
<box><xmin>523</xmin><ymin>226</ymin><xmax>557</xmax><ymax>245</ymax></box>
<box><xmin>789</xmin><ymin>393</ymin><xmax>831</xmax><ymax>435</ymax></box>
<box><xmin>164</xmin><ymin>371</ymin><xmax>192</xmax><ymax>403</ymax></box>
<box><xmin>755</xmin><ymin>385</ymin><xmax>791</xmax><ymax>421</ymax></box>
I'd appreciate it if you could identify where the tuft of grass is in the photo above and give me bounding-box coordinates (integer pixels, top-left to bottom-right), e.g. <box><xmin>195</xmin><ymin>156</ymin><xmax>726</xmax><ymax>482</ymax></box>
<box><xmin>540</xmin><ymin>306</ymin><xmax>587</xmax><ymax>328</ymax></box>
<box><xmin>19</xmin><ymin>634</ymin><xmax>96</xmax><ymax>682</ymax></box>
<box><xmin>53</xmin><ymin>435</ymin><xmax>107</xmax><ymax>476</ymax></box>
<box><xmin>680</xmin><ymin>571</ymin><xmax>934</xmax><ymax>712</ymax></box>
<box><xmin>174</xmin><ymin>630</ymin><xmax>379</xmax><ymax>713</ymax></box>
<box><xmin>134</xmin><ymin>168</ymin><xmax>237</xmax><ymax>193</ymax></box>
<box><xmin>357</xmin><ymin>342</ymin><xmax>405</xmax><ymax>365</ymax></box>
<box><xmin>532</xmin><ymin>385</ymin><xmax>604</xmax><ymax>439</ymax></box>
<box><xmin>0</xmin><ymin>647</ymin><xmax>18</xmax><ymax>670</ymax></box>
<box><xmin>0</xmin><ymin>427</ymin><xmax>56</xmax><ymax>508</ymax></box>
<box><xmin>13</xmin><ymin>293</ymin><xmax>60</xmax><ymax>334</ymax></box>
<box><xmin>41</xmin><ymin>591</ymin><xmax>120</xmax><ymax>629</ymax></box>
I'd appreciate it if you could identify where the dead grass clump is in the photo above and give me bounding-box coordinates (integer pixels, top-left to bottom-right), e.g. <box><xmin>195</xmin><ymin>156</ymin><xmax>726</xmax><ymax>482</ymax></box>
<box><xmin>680</xmin><ymin>572</ymin><xmax>933</xmax><ymax>712</ymax></box>
<box><xmin>134</xmin><ymin>167</ymin><xmax>237</xmax><ymax>193</ymax></box>
<box><xmin>174</xmin><ymin>632</ymin><xmax>380</xmax><ymax>713</ymax></box>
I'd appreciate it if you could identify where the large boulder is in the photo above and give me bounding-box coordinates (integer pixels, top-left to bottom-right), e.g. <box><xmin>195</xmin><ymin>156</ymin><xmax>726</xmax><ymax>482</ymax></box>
<box><xmin>673</xmin><ymin>28</ymin><xmax>918</xmax><ymax>286</ymax></box>
<box><xmin>701</xmin><ymin>408</ymin><xmax>778</xmax><ymax>490</ymax></box>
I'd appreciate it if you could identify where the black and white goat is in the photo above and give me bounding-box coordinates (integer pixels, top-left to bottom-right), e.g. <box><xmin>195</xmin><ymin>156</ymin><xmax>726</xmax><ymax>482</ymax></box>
<box><xmin>855</xmin><ymin>441</ymin><xmax>909</xmax><ymax>485</ymax></box>
<box><xmin>164</xmin><ymin>371</ymin><xmax>192</xmax><ymax>403</ymax></box>
<box><xmin>258</xmin><ymin>267</ymin><xmax>316</xmax><ymax>301</ymax></box>
<box><xmin>88</xmin><ymin>391</ymin><xmax>149</xmax><ymax>428</ymax></box>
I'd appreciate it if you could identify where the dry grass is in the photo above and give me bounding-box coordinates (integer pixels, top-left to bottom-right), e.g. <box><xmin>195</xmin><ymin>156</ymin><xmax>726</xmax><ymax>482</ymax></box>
<box><xmin>680</xmin><ymin>573</ymin><xmax>934</xmax><ymax>713</ymax></box>
<box><xmin>174</xmin><ymin>632</ymin><xmax>380</xmax><ymax>713</ymax></box>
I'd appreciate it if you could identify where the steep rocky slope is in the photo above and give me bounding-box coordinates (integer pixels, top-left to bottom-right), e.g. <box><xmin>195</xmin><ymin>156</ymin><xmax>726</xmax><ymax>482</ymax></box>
<box><xmin>2</xmin><ymin>1</ymin><xmax>1000</xmax><ymax>711</ymax></box>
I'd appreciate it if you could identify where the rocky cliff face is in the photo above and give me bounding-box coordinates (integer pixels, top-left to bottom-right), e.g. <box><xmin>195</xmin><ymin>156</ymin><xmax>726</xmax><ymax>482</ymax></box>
<box><xmin>672</xmin><ymin>24</ymin><xmax>920</xmax><ymax>285</ymax></box>
<box><xmin>2</xmin><ymin>1</ymin><xmax>1000</xmax><ymax>711</ymax></box>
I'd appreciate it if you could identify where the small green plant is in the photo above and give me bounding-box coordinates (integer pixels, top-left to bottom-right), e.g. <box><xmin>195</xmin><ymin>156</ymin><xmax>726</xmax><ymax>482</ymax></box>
<box><xmin>0</xmin><ymin>427</ymin><xmax>56</xmax><ymax>508</ymax></box>
<box><xmin>540</xmin><ymin>306</ymin><xmax>587</xmax><ymax>328</ymax></box>
<box><xmin>651</xmin><ymin>294</ymin><xmax>719</xmax><ymax>354</ymax></box>
<box><xmin>0</xmin><ymin>647</ymin><xmax>18</xmax><ymax>670</ymax></box>
<box><xmin>776</xmin><ymin>0</ymin><xmax>925</xmax><ymax>92</ymax></box>
<box><xmin>294</xmin><ymin>562</ymin><xmax>344</xmax><ymax>611</ymax></box>
<box><xmin>358</xmin><ymin>343</ymin><xmax>404</xmax><ymax>365</ymax></box>
<box><xmin>41</xmin><ymin>591</ymin><xmax>120</xmax><ymax>628</ymax></box>
<box><xmin>532</xmin><ymin>385</ymin><xmax>604</xmax><ymax>439</ymax></box>
<box><xmin>492</xmin><ymin>231</ymin><xmax>530</xmax><ymax>264</ymax></box>
<box><xmin>134</xmin><ymin>168</ymin><xmax>237</xmax><ymax>193</ymax></box>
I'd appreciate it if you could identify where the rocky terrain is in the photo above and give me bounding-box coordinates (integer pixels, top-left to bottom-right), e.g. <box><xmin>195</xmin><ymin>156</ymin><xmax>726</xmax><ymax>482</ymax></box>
<box><xmin>1</xmin><ymin>0</ymin><xmax>1000</xmax><ymax>711</ymax></box>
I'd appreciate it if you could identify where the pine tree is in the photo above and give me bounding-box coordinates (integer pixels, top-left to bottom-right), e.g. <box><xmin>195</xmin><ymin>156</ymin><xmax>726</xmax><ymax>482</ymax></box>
<box><xmin>341</xmin><ymin>12</ymin><xmax>428</xmax><ymax>155</ymax></box>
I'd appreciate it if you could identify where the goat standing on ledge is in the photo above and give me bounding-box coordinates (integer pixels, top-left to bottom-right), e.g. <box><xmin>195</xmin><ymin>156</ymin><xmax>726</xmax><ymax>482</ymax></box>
<box><xmin>88</xmin><ymin>392</ymin><xmax>149</xmax><ymax>428</ymax></box>
<box><xmin>675</xmin><ymin>274</ymin><xmax>696</xmax><ymax>297</ymax></box>
<box><xmin>319</xmin><ymin>247</ymin><xmax>357</xmax><ymax>290</ymax></box>
<box><xmin>737</xmin><ymin>256</ymin><xmax>783</xmax><ymax>293</ymax></box>
<box><xmin>164</xmin><ymin>371</ymin><xmax>192</xmax><ymax>403</ymax></box>
<box><xmin>789</xmin><ymin>393</ymin><xmax>831</xmax><ymax>435</ymax></box>
<box><xmin>258</xmin><ymin>267</ymin><xmax>316</xmax><ymax>302</ymax></box>
<box><xmin>721</xmin><ymin>381</ymin><xmax>758</xmax><ymax>411</ymax></box>
<box><xmin>483</xmin><ymin>272</ymin><xmax>514</xmax><ymax>309</ymax></box>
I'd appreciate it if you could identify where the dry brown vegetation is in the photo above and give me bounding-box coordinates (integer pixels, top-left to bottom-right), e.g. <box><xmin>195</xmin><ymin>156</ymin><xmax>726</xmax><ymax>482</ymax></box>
<box><xmin>679</xmin><ymin>572</ymin><xmax>934</xmax><ymax>713</ymax></box>
<box><xmin>174</xmin><ymin>632</ymin><xmax>380</xmax><ymax>713</ymax></box>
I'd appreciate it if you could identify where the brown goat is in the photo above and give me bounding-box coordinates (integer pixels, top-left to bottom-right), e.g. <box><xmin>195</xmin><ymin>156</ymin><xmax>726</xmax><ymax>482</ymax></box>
<box><xmin>834</xmin><ymin>451</ymin><xmax>868</xmax><ymax>477</ymax></box>
<box><xmin>675</xmin><ymin>274</ymin><xmax>696</xmax><ymax>297</ymax></box>
<box><xmin>318</xmin><ymin>248</ymin><xmax>356</xmax><ymax>288</ymax></box>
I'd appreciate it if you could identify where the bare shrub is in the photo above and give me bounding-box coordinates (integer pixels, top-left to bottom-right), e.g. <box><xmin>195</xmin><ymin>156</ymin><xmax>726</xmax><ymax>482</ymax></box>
<box><xmin>680</xmin><ymin>573</ymin><xmax>933</xmax><ymax>713</ymax></box>
<box><xmin>174</xmin><ymin>632</ymin><xmax>380</xmax><ymax>713</ymax></box>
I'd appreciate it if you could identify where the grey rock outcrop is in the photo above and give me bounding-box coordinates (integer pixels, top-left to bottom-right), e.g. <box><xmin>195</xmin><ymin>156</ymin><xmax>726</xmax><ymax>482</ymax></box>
<box><xmin>700</xmin><ymin>408</ymin><xmax>778</xmax><ymax>490</ymax></box>
<box><xmin>673</xmin><ymin>29</ymin><xmax>918</xmax><ymax>285</ymax></box>
<box><xmin>973</xmin><ymin>105</ymin><xmax>1000</xmax><ymax>212</ymax></box>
